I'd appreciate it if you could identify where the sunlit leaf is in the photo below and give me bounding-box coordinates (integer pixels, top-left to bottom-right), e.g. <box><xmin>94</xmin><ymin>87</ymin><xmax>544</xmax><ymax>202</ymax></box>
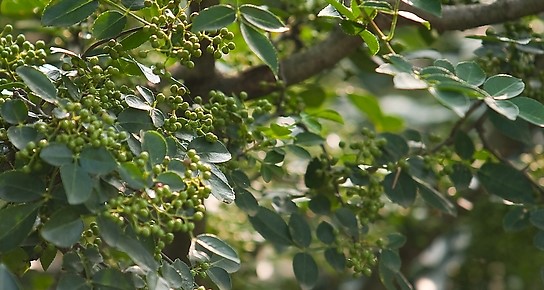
<box><xmin>240</xmin><ymin>4</ymin><xmax>288</xmax><ymax>32</ymax></box>
<box><xmin>240</xmin><ymin>22</ymin><xmax>278</xmax><ymax>76</ymax></box>
<box><xmin>191</xmin><ymin>4</ymin><xmax>236</xmax><ymax>32</ymax></box>
<box><xmin>15</xmin><ymin>65</ymin><xmax>58</xmax><ymax>103</ymax></box>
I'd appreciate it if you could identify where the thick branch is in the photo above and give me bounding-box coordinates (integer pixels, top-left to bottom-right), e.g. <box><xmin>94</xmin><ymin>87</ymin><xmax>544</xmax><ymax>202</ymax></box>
<box><xmin>188</xmin><ymin>0</ymin><xmax>544</xmax><ymax>98</ymax></box>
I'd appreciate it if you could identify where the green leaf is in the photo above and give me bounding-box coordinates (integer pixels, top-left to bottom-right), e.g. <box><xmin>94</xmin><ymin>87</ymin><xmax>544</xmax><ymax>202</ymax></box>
<box><xmin>510</xmin><ymin>96</ymin><xmax>544</xmax><ymax>127</ymax></box>
<box><xmin>0</xmin><ymin>202</ymin><xmax>40</xmax><ymax>252</ymax></box>
<box><xmin>188</xmin><ymin>137</ymin><xmax>231</xmax><ymax>163</ymax></box>
<box><xmin>118</xmin><ymin>161</ymin><xmax>152</xmax><ymax>190</ymax></box>
<box><xmin>404</xmin><ymin>0</ymin><xmax>441</xmax><ymax>17</ymax></box>
<box><xmin>304</xmin><ymin>158</ymin><xmax>324</xmax><ymax>189</ymax></box>
<box><xmin>133</xmin><ymin>59</ymin><xmax>160</xmax><ymax>84</ymax></box>
<box><xmin>248</xmin><ymin>206</ymin><xmax>292</xmax><ymax>246</ymax></box>
<box><xmin>191</xmin><ymin>4</ymin><xmax>236</xmax><ymax>32</ymax></box>
<box><xmin>60</xmin><ymin>162</ymin><xmax>93</xmax><ymax>204</ymax></box>
<box><xmin>240</xmin><ymin>22</ymin><xmax>279</xmax><ymax>76</ymax></box>
<box><xmin>263</xmin><ymin>149</ymin><xmax>285</xmax><ymax>164</ymax></box>
<box><xmin>308</xmin><ymin>109</ymin><xmax>344</xmax><ymax>124</ymax></box>
<box><xmin>0</xmin><ymin>264</ymin><xmax>20</xmax><ymax>290</ymax></box>
<box><xmin>347</xmin><ymin>93</ymin><xmax>403</xmax><ymax>132</ymax></box>
<box><xmin>205</xmin><ymin>164</ymin><xmax>235</xmax><ymax>204</ymax></box>
<box><xmin>92</xmin><ymin>11</ymin><xmax>126</xmax><ymax>40</ymax></box>
<box><xmin>0</xmin><ymin>100</ymin><xmax>27</xmax><ymax>124</ymax></box>
<box><xmin>434</xmin><ymin>59</ymin><xmax>455</xmax><ymax>73</ymax></box>
<box><xmin>483</xmin><ymin>74</ymin><xmax>525</xmax><ymax>99</ymax></box>
<box><xmin>118</xmin><ymin>108</ymin><xmax>154</xmax><ymax>133</ymax></box>
<box><xmin>56</xmin><ymin>273</ymin><xmax>90</xmax><ymax>290</ymax></box>
<box><xmin>97</xmin><ymin>215</ymin><xmax>159</xmax><ymax>271</ymax></box>
<box><xmin>193</xmin><ymin>234</ymin><xmax>240</xmax><ymax>273</ymax></box>
<box><xmin>234</xmin><ymin>188</ymin><xmax>259</xmax><ymax>215</ymax></box>
<box><xmin>41</xmin><ymin>207</ymin><xmax>84</xmax><ymax>248</ymax></box>
<box><xmin>240</xmin><ymin>4</ymin><xmax>288</xmax><ymax>32</ymax></box>
<box><xmin>324</xmin><ymin>248</ymin><xmax>346</xmax><ymax>271</ymax></box>
<box><xmin>361</xmin><ymin>1</ymin><xmax>393</xmax><ymax>11</ymax></box>
<box><xmin>378</xmin><ymin>133</ymin><xmax>409</xmax><ymax>163</ymax></box>
<box><xmin>503</xmin><ymin>206</ymin><xmax>529</xmax><ymax>232</ymax></box>
<box><xmin>488</xmin><ymin>110</ymin><xmax>532</xmax><ymax>143</ymax></box>
<box><xmin>530</xmin><ymin>209</ymin><xmax>544</xmax><ymax>231</ymax></box>
<box><xmin>534</xmin><ymin>231</ymin><xmax>544</xmax><ymax>251</ymax></box>
<box><xmin>150</xmin><ymin>108</ymin><xmax>165</xmax><ymax>128</ymax></box>
<box><xmin>161</xmin><ymin>263</ymin><xmax>184</xmax><ymax>289</ymax></box>
<box><xmin>309</xmin><ymin>195</ymin><xmax>331</xmax><ymax>214</ymax></box>
<box><xmin>269</xmin><ymin>123</ymin><xmax>292</xmax><ymax>136</ymax></box>
<box><xmin>40</xmin><ymin>245</ymin><xmax>58</xmax><ymax>271</ymax></box>
<box><xmin>125</xmin><ymin>95</ymin><xmax>152</xmax><ymax>111</ymax></box>
<box><xmin>42</xmin><ymin>0</ymin><xmax>99</xmax><ymax>27</ymax></box>
<box><xmin>288</xmin><ymin>213</ymin><xmax>312</xmax><ymax>248</ymax></box>
<box><xmin>340</xmin><ymin>19</ymin><xmax>366</xmax><ymax>36</ymax></box>
<box><xmin>15</xmin><ymin>65</ymin><xmax>58</xmax><ymax>103</ymax></box>
<box><xmin>92</xmin><ymin>268</ymin><xmax>133</xmax><ymax>289</ymax></box>
<box><xmin>416</xmin><ymin>178</ymin><xmax>457</xmax><ymax>216</ymax></box>
<box><xmin>428</xmin><ymin>88</ymin><xmax>470</xmax><ymax>117</ymax></box>
<box><xmin>121</xmin><ymin>0</ymin><xmax>144</xmax><ymax>10</ymax></box>
<box><xmin>292</xmin><ymin>252</ymin><xmax>318</xmax><ymax>288</ymax></box>
<box><xmin>484</xmin><ymin>98</ymin><xmax>519</xmax><ymax>121</ymax></box>
<box><xmin>62</xmin><ymin>76</ymin><xmax>81</xmax><ymax>100</ymax></box>
<box><xmin>0</xmin><ymin>170</ymin><xmax>45</xmax><ymax>202</ymax></box>
<box><xmin>142</xmin><ymin>130</ymin><xmax>167</xmax><ymax>165</ymax></box>
<box><xmin>79</xmin><ymin>146</ymin><xmax>117</xmax><ymax>175</ymax></box>
<box><xmin>455</xmin><ymin>61</ymin><xmax>486</xmax><ymax>86</ymax></box>
<box><xmin>454</xmin><ymin>131</ymin><xmax>475</xmax><ymax>160</ymax></box>
<box><xmin>156</xmin><ymin>172</ymin><xmax>185</xmax><ymax>191</ymax></box>
<box><xmin>383</xmin><ymin>171</ymin><xmax>417</xmax><ymax>208</ymax></box>
<box><xmin>381</xmin><ymin>248</ymin><xmax>401</xmax><ymax>272</ymax></box>
<box><xmin>477</xmin><ymin>162</ymin><xmax>534</xmax><ymax>203</ymax></box>
<box><xmin>136</xmin><ymin>86</ymin><xmax>155</xmax><ymax>104</ymax></box>
<box><xmin>285</xmin><ymin>145</ymin><xmax>312</xmax><ymax>159</ymax></box>
<box><xmin>40</xmin><ymin>142</ymin><xmax>73</xmax><ymax>166</ymax></box>
<box><xmin>387</xmin><ymin>233</ymin><xmax>407</xmax><ymax>249</ymax></box>
<box><xmin>360</xmin><ymin>29</ymin><xmax>380</xmax><ymax>55</ymax></box>
<box><xmin>8</xmin><ymin>125</ymin><xmax>41</xmax><ymax>150</ymax></box>
<box><xmin>260</xmin><ymin>163</ymin><xmax>283</xmax><ymax>182</ymax></box>
<box><xmin>206</xmin><ymin>267</ymin><xmax>231</xmax><ymax>290</ymax></box>
<box><xmin>294</xmin><ymin>132</ymin><xmax>324</xmax><ymax>146</ymax></box>
<box><xmin>62</xmin><ymin>252</ymin><xmax>84</xmax><ymax>273</ymax></box>
<box><xmin>450</xmin><ymin>163</ymin><xmax>473</xmax><ymax>191</ymax></box>
<box><xmin>316</xmin><ymin>221</ymin><xmax>335</xmax><ymax>244</ymax></box>
<box><xmin>335</xmin><ymin>207</ymin><xmax>359</xmax><ymax>238</ymax></box>
<box><xmin>120</xmin><ymin>30</ymin><xmax>152</xmax><ymax>50</ymax></box>
<box><xmin>171</xmin><ymin>259</ymin><xmax>194</xmax><ymax>290</ymax></box>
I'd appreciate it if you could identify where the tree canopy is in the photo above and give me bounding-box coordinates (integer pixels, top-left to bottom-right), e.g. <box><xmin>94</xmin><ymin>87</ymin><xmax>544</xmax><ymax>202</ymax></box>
<box><xmin>0</xmin><ymin>0</ymin><xmax>544</xmax><ymax>289</ymax></box>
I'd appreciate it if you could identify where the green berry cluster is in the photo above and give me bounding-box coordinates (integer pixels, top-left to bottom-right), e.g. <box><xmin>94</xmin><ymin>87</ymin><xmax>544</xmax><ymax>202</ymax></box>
<box><xmin>0</xmin><ymin>25</ymin><xmax>47</xmax><ymax>74</ymax></box>
<box><xmin>344</xmin><ymin>242</ymin><xmax>379</xmax><ymax>277</ymax></box>
<box><xmin>104</xmin><ymin>148</ymin><xmax>212</xmax><ymax>257</ymax></box>
<box><xmin>204</xmin><ymin>90</ymin><xmax>266</xmax><ymax>145</ymax></box>
<box><xmin>204</xmin><ymin>28</ymin><xmax>236</xmax><ymax>60</ymax></box>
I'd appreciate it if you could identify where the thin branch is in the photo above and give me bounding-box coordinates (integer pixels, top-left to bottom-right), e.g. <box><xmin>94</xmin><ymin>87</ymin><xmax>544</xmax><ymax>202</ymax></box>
<box><xmin>185</xmin><ymin>0</ymin><xmax>544</xmax><ymax>98</ymax></box>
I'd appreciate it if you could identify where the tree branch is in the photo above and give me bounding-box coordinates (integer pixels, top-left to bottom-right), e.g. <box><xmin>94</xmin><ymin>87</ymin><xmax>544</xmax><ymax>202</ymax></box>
<box><xmin>187</xmin><ymin>0</ymin><xmax>544</xmax><ymax>98</ymax></box>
